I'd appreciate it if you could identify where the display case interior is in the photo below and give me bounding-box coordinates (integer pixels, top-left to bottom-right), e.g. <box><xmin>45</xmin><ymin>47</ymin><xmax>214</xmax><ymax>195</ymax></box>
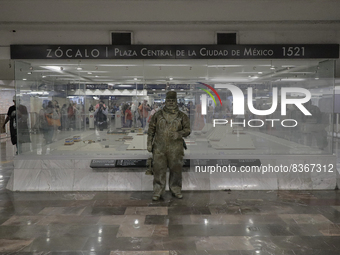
<box><xmin>14</xmin><ymin>59</ymin><xmax>335</xmax><ymax>158</ymax></box>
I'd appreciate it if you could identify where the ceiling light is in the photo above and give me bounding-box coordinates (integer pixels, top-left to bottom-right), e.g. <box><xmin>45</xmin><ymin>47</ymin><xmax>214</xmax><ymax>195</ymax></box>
<box><xmin>315</xmin><ymin>77</ymin><xmax>319</xmax><ymax>80</ymax></box>
<box><xmin>169</xmin><ymin>77</ymin><xmax>173</xmax><ymax>80</ymax></box>
<box><xmin>270</xmin><ymin>66</ymin><xmax>275</xmax><ymax>70</ymax></box>
<box><xmin>27</xmin><ymin>72</ymin><xmax>32</xmax><ymax>75</ymax></box>
<box><xmin>23</xmin><ymin>78</ymin><xmax>27</xmax><ymax>81</ymax></box>
<box><xmin>208</xmin><ymin>65</ymin><xmax>242</xmax><ymax>68</ymax></box>
<box><xmin>42</xmin><ymin>66</ymin><xmax>63</xmax><ymax>72</ymax></box>
<box><xmin>258</xmin><ymin>72</ymin><xmax>263</xmax><ymax>74</ymax></box>
<box><xmin>95</xmin><ymin>75</ymin><xmax>98</xmax><ymax>78</ymax></box>
<box><xmin>87</xmin><ymin>72</ymin><xmax>92</xmax><ymax>75</ymax></box>
<box><xmin>134</xmin><ymin>78</ymin><xmax>138</xmax><ymax>81</ymax></box>
<box><xmin>76</xmin><ymin>67</ymin><xmax>82</xmax><ymax>71</ymax></box>
<box><xmin>42</xmin><ymin>76</ymin><xmax>46</xmax><ymax>78</ymax></box>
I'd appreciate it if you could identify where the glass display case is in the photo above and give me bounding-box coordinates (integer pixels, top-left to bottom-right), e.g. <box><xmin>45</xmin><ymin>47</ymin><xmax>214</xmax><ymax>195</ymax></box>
<box><xmin>9</xmin><ymin>58</ymin><xmax>337</xmax><ymax>191</ymax></box>
<box><xmin>14</xmin><ymin>59</ymin><xmax>335</xmax><ymax>157</ymax></box>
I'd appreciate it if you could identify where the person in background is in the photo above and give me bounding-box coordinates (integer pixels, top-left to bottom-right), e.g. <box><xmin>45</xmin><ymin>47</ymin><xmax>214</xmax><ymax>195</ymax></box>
<box><xmin>61</xmin><ymin>104</ymin><xmax>68</xmax><ymax>130</ymax></box>
<box><xmin>121</xmin><ymin>103</ymin><xmax>129</xmax><ymax>127</ymax></box>
<box><xmin>188</xmin><ymin>101</ymin><xmax>195</xmax><ymax>129</ymax></box>
<box><xmin>52</xmin><ymin>100</ymin><xmax>61</xmax><ymax>141</ymax></box>
<box><xmin>124</xmin><ymin>105</ymin><xmax>133</xmax><ymax>128</ymax></box>
<box><xmin>45</xmin><ymin>101</ymin><xmax>59</xmax><ymax>144</ymax></box>
<box><xmin>67</xmin><ymin>102</ymin><xmax>75</xmax><ymax>130</ymax></box>
<box><xmin>130</xmin><ymin>102</ymin><xmax>137</xmax><ymax>127</ymax></box>
<box><xmin>88</xmin><ymin>104</ymin><xmax>94</xmax><ymax>112</ymax></box>
<box><xmin>2</xmin><ymin>96</ymin><xmax>18</xmax><ymax>153</ymax></box>
<box><xmin>39</xmin><ymin>103</ymin><xmax>49</xmax><ymax>142</ymax></box>
<box><xmin>2</xmin><ymin>96</ymin><xmax>30</xmax><ymax>154</ymax></box>
<box><xmin>94</xmin><ymin>101</ymin><xmax>108</xmax><ymax>131</ymax></box>
<box><xmin>207</xmin><ymin>102</ymin><xmax>214</xmax><ymax>123</ymax></box>
<box><xmin>95</xmin><ymin>100</ymin><xmax>106</xmax><ymax>109</ymax></box>
<box><xmin>148</xmin><ymin>104</ymin><xmax>159</xmax><ymax>123</ymax></box>
<box><xmin>138</xmin><ymin>100</ymin><xmax>150</xmax><ymax>128</ymax></box>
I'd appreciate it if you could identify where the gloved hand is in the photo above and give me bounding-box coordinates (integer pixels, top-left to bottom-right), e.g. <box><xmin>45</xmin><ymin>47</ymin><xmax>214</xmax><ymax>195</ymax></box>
<box><xmin>147</xmin><ymin>145</ymin><xmax>153</xmax><ymax>152</ymax></box>
<box><xmin>171</xmin><ymin>132</ymin><xmax>181</xmax><ymax>140</ymax></box>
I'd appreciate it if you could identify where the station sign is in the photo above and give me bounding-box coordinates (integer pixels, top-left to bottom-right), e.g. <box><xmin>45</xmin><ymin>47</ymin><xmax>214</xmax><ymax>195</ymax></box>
<box><xmin>11</xmin><ymin>44</ymin><xmax>339</xmax><ymax>59</ymax></box>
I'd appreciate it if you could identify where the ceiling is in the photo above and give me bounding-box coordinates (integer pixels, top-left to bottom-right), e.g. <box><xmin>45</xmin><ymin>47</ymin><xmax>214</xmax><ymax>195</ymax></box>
<box><xmin>14</xmin><ymin>59</ymin><xmax>328</xmax><ymax>88</ymax></box>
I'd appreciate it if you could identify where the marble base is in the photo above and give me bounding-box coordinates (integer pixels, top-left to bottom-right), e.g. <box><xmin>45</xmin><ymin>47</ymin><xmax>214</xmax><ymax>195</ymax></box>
<box><xmin>7</xmin><ymin>155</ymin><xmax>337</xmax><ymax>191</ymax></box>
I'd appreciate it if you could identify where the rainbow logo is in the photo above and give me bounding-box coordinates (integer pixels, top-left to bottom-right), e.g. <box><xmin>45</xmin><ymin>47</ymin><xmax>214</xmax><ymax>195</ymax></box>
<box><xmin>196</xmin><ymin>82</ymin><xmax>222</xmax><ymax>115</ymax></box>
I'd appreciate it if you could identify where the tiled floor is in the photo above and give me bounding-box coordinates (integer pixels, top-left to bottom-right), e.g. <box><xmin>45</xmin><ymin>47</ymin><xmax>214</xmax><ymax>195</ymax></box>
<box><xmin>1</xmin><ymin>139</ymin><xmax>340</xmax><ymax>254</ymax></box>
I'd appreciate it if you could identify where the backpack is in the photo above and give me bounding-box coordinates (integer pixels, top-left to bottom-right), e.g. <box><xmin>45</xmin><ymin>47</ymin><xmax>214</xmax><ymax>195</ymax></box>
<box><xmin>97</xmin><ymin>108</ymin><xmax>107</xmax><ymax>123</ymax></box>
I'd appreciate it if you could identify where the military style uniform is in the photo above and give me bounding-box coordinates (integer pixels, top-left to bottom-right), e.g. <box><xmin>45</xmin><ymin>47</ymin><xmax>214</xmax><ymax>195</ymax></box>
<box><xmin>147</xmin><ymin>92</ymin><xmax>191</xmax><ymax>200</ymax></box>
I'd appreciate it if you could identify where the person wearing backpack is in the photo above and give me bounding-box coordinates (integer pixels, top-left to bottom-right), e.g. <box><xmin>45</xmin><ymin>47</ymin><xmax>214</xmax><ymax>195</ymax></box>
<box><xmin>94</xmin><ymin>101</ymin><xmax>108</xmax><ymax>131</ymax></box>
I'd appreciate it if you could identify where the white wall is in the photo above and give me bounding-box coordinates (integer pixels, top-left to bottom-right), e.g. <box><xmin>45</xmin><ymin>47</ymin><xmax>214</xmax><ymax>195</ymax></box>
<box><xmin>0</xmin><ymin>0</ymin><xmax>339</xmax><ymax>78</ymax></box>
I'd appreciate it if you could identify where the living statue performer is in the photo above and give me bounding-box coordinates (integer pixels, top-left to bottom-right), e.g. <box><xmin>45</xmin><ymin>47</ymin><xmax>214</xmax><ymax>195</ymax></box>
<box><xmin>147</xmin><ymin>91</ymin><xmax>191</xmax><ymax>201</ymax></box>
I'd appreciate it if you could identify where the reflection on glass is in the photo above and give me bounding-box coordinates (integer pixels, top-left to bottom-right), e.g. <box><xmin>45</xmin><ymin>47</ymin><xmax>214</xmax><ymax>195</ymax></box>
<box><xmin>14</xmin><ymin>59</ymin><xmax>334</xmax><ymax>156</ymax></box>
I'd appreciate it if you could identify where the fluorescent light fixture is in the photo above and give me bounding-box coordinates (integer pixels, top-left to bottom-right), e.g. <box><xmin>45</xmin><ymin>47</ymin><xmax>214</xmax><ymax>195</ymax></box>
<box><xmin>208</xmin><ymin>65</ymin><xmax>242</xmax><ymax>67</ymax></box>
<box><xmin>28</xmin><ymin>92</ymin><xmax>49</xmax><ymax>95</ymax></box>
<box><xmin>148</xmin><ymin>64</ymin><xmax>192</xmax><ymax>67</ymax></box>
<box><xmin>97</xmin><ymin>64</ymin><xmax>138</xmax><ymax>67</ymax></box>
<box><xmin>41</xmin><ymin>66</ymin><xmax>64</xmax><ymax>73</ymax></box>
<box><xmin>23</xmin><ymin>78</ymin><xmax>27</xmax><ymax>81</ymax></box>
<box><xmin>87</xmin><ymin>72</ymin><xmax>92</xmax><ymax>75</ymax></box>
<box><xmin>169</xmin><ymin>77</ymin><xmax>173</xmax><ymax>80</ymax></box>
<box><xmin>76</xmin><ymin>67</ymin><xmax>82</xmax><ymax>71</ymax></box>
<box><xmin>210</xmin><ymin>77</ymin><xmax>252</xmax><ymax>82</ymax></box>
<box><xmin>134</xmin><ymin>78</ymin><xmax>138</xmax><ymax>81</ymax></box>
<box><xmin>118</xmin><ymin>85</ymin><xmax>133</xmax><ymax>87</ymax></box>
<box><xmin>276</xmin><ymin>78</ymin><xmax>306</xmax><ymax>81</ymax></box>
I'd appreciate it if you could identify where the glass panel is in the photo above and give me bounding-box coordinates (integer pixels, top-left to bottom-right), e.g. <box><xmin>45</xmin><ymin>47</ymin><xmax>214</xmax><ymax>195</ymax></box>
<box><xmin>202</xmin><ymin>59</ymin><xmax>334</xmax><ymax>155</ymax></box>
<box><xmin>14</xmin><ymin>59</ymin><xmax>334</xmax><ymax>157</ymax></box>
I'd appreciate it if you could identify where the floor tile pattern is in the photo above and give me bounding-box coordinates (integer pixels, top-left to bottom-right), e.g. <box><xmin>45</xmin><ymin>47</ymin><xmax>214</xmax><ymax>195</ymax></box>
<box><xmin>1</xmin><ymin>139</ymin><xmax>340</xmax><ymax>254</ymax></box>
